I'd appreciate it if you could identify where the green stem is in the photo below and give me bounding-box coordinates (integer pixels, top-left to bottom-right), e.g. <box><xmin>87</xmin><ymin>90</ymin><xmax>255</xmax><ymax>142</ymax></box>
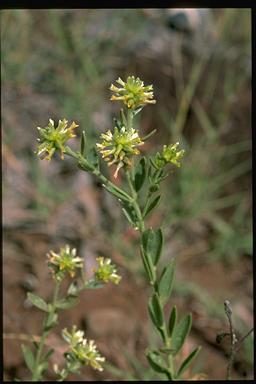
<box><xmin>125</xmin><ymin>168</ymin><xmax>174</xmax><ymax>379</ymax></box>
<box><xmin>64</xmin><ymin>146</ymin><xmax>133</xmax><ymax>203</ymax></box>
<box><xmin>32</xmin><ymin>281</ymin><xmax>61</xmax><ymax>381</ymax></box>
<box><xmin>127</xmin><ymin>109</ymin><xmax>133</xmax><ymax>131</ymax></box>
<box><xmin>125</xmin><ymin>169</ymin><xmax>145</xmax><ymax>232</ymax></box>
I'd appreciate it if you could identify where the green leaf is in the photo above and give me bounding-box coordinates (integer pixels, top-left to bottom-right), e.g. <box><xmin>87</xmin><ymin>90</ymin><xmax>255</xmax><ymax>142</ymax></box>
<box><xmin>171</xmin><ymin>314</ymin><xmax>192</xmax><ymax>355</ymax></box>
<box><xmin>148</xmin><ymin>294</ymin><xmax>164</xmax><ymax>329</ymax></box>
<box><xmin>158</xmin><ymin>260</ymin><xmax>175</xmax><ymax>305</ymax></box>
<box><xmin>120</xmin><ymin>108</ymin><xmax>127</xmax><ymax>126</ymax></box>
<box><xmin>67</xmin><ymin>282</ymin><xmax>79</xmax><ymax>296</ymax></box>
<box><xmin>87</xmin><ymin>147</ymin><xmax>99</xmax><ymax>170</ymax></box>
<box><xmin>84</xmin><ymin>280</ymin><xmax>104</xmax><ymax>289</ymax></box>
<box><xmin>43</xmin><ymin>348</ymin><xmax>55</xmax><ymax>361</ymax></box>
<box><xmin>121</xmin><ymin>201</ymin><xmax>137</xmax><ymax>226</ymax></box>
<box><xmin>143</xmin><ymin>195</ymin><xmax>161</xmax><ymax>218</ymax></box>
<box><xmin>134</xmin><ymin>157</ymin><xmax>146</xmax><ymax>192</ymax></box>
<box><xmin>27</xmin><ymin>293</ymin><xmax>49</xmax><ymax>312</ymax></box>
<box><xmin>140</xmin><ymin>246</ymin><xmax>156</xmax><ymax>284</ymax></box>
<box><xmin>176</xmin><ymin>346</ymin><xmax>201</xmax><ymax>378</ymax></box>
<box><xmin>44</xmin><ymin>312</ymin><xmax>58</xmax><ymax>331</ymax></box>
<box><xmin>168</xmin><ymin>306</ymin><xmax>177</xmax><ymax>338</ymax></box>
<box><xmin>21</xmin><ymin>344</ymin><xmax>35</xmax><ymax>372</ymax></box>
<box><xmin>103</xmin><ymin>184</ymin><xmax>131</xmax><ymax>203</ymax></box>
<box><xmin>80</xmin><ymin>131</ymin><xmax>86</xmax><ymax>157</ymax></box>
<box><xmin>56</xmin><ymin>296</ymin><xmax>79</xmax><ymax>309</ymax></box>
<box><xmin>146</xmin><ymin>350</ymin><xmax>169</xmax><ymax>375</ymax></box>
<box><xmin>142</xmin><ymin>228</ymin><xmax>163</xmax><ymax>266</ymax></box>
<box><xmin>37</xmin><ymin>361</ymin><xmax>48</xmax><ymax>377</ymax></box>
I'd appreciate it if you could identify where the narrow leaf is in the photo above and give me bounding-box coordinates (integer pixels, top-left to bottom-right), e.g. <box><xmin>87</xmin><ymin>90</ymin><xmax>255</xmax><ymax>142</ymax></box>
<box><xmin>134</xmin><ymin>157</ymin><xmax>146</xmax><ymax>192</ymax></box>
<box><xmin>87</xmin><ymin>147</ymin><xmax>99</xmax><ymax>170</ymax></box>
<box><xmin>142</xmin><ymin>228</ymin><xmax>163</xmax><ymax>266</ymax></box>
<box><xmin>140</xmin><ymin>246</ymin><xmax>155</xmax><ymax>284</ymax></box>
<box><xmin>171</xmin><ymin>314</ymin><xmax>192</xmax><ymax>355</ymax></box>
<box><xmin>56</xmin><ymin>297</ymin><xmax>79</xmax><ymax>309</ymax></box>
<box><xmin>177</xmin><ymin>346</ymin><xmax>201</xmax><ymax>378</ymax></box>
<box><xmin>103</xmin><ymin>184</ymin><xmax>131</xmax><ymax>203</ymax></box>
<box><xmin>80</xmin><ymin>131</ymin><xmax>86</xmax><ymax>157</ymax></box>
<box><xmin>122</xmin><ymin>208</ymin><xmax>135</xmax><ymax>226</ymax></box>
<box><xmin>168</xmin><ymin>306</ymin><xmax>177</xmax><ymax>338</ymax></box>
<box><xmin>27</xmin><ymin>293</ymin><xmax>48</xmax><ymax>312</ymax></box>
<box><xmin>143</xmin><ymin>195</ymin><xmax>161</xmax><ymax>218</ymax></box>
<box><xmin>121</xmin><ymin>201</ymin><xmax>137</xmax><ymax>226</ymax></box>
<box><xmin>43</xmin><ymin>348</ymin><xmax>55</xmax><ymax>361</ymax></box>
<box><xmin>21</xmin><ymin>344</ymin><xmax>35</xmax><ymax>372</ymax></box>
<box><xmin>120</xmin><ymin>109</ymin><xmax>127</xmax><ymax>126</ymax></box>
<box><xmin>158</xmin><ymin>260</ymin><xmax>175</xmax><ymax>305</ymax></box>
<box><xmin>148</xmin><ymin>294</ymin><xmax>164</xmax><ymax>329</ymax></box>
<box><xmin>146</xmin><ymin>350</ymin><xmax>169</xmax><ymax>375</ymax></box>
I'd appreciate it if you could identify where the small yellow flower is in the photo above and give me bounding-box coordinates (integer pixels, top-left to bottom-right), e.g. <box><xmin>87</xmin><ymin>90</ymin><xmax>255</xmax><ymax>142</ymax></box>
<box><xmin>154</xmin><ymin>142</ymin><xmax>185</xmax><ymax>169</ymax></box>
<box><xmin>35</xmin><ymin>118</ymin><xmax>78</xmax><ymax>161</ymax></box>
<box><xmin>47</xmin><ymin>245</ymin><xmax>83</xmax><ymax>281</ymax></box>
<box><xmin>96</xmin><ymin>126</ymin><xmax>144</xmax><ymax>178</ymax></box>
<box><xmin>110</xmin><ymin>76</ymin><xmax>156</xmax><ymax>109</ymax></box>
<box><xmin>93</xmin><ymin>257</ymin><xmax>121</xmax><ymax>285</ymax></box>
<box><xmin>62</xmin><ymin>326</ymin><xmax>105</xmax><ymax>372</ymax></box>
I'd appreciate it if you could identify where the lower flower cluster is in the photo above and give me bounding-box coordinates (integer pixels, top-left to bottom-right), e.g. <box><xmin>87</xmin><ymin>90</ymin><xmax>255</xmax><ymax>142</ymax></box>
<box><xmin>54</xmin><ymin>326</ymin><xmax>105</xmax><ymax>379</ymax></box>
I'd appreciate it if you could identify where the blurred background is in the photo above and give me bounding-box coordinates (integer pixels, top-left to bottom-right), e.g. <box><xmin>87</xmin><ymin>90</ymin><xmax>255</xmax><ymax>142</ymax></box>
<box><xmin>2</xmin><ymin>8</ymin><xmax>253</xmax><ymax>381</ymax></box>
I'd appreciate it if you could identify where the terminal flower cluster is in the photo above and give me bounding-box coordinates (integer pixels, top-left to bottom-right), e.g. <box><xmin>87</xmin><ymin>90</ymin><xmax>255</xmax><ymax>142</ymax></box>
<box><xmin>110</xmin><ymin>76</ymin><xmax>156</xmax><ymax>109</ymax></box>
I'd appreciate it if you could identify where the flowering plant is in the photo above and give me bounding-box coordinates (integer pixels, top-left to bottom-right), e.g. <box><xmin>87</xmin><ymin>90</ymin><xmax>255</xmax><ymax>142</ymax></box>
<box><xmin>32</xmin><ymin>76</ymin><xmax>203</xmax><ymax>381</ymax></box>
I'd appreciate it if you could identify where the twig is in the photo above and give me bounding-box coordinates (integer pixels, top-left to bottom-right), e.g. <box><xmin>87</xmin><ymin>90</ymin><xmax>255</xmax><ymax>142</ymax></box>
<box><xmin>224</xmin><ymin>300</ymin><xmax>237</xmax><ymax>380</ymax></box>
<box><xmin>235</xmin><ymin>327</ymin><xmax>254</xmax><ymax>353</ymax></box>
<box><xmin>3</xmin><ymin>332</ymin><xmax>41</xmax><ymax>343</ymax></box>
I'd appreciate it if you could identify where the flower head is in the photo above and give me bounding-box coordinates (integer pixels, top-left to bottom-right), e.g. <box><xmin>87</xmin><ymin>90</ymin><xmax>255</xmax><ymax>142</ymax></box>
<box><xmin>62</xmin><ymin>326</ymin><xmax>105</xmax><ymax>372</ymax></box>
<box><xmin>154</xmin><ymin>142</ymin><xmax>185</xmax><ymax>169</ymax></box>
<box><xmin>96</xmin><ymin>126</ymin><xmax>144</xmax><ymax>178</ymax></box>
<box><xmin>35</xmin><ymin>118</ymin><xmax>78</xmax><ymax>161</ymax></box>
<box><xmin>47</xmin><ymin>245</ymin><xmax>83</xmax><ymax>281</ymax></box>
<box><xmin>110</xmin><ymin>76</ymin><xmax>156</xmax><ymax>109</ymax></box>
<box><xmin>93</xmin><ymin>257</ymin><xmax>121</xmax><ymax>285</ymax></box>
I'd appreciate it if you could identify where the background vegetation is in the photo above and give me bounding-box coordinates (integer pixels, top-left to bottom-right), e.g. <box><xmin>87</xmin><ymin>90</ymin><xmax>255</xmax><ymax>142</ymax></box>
<box><xmin>2</xmin><ymin>8</ymin><xmax>253</xmax><ymax>380</ymax></box>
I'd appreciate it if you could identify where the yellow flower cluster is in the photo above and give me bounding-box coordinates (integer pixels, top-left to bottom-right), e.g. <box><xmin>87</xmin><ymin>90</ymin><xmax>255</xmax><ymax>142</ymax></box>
<box><xmin>154</xmin><ymin>142</ymin><xmax>185</xmax><ymax>169</ymax></box>
<box><xmin>96</xmin><ymin>126</ymin><xmax>144</xmax><ymax>178</ymax></box>
<box><xmin>47</xmin><ymin>245</ymin><xmax>83</xmax><ymax>281</ymax></box>
<box><xmin>93</xmin><ymin>257</ymin><xmax>121</xmax><ymax>285</ymax></box>
<box><xmin>62</xmin><ymin>326</ymin><xmax>105</xmax><ymax>371</ymax></box>
<box><xmin>110</xmin><ymin>76</ymin><xmax>156</xmax><ymax>109</ymax></box>
<box><xmin>35</xmin><ymin>118</ymin><xmax>78</xmax><ymax>160</ymax></box>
